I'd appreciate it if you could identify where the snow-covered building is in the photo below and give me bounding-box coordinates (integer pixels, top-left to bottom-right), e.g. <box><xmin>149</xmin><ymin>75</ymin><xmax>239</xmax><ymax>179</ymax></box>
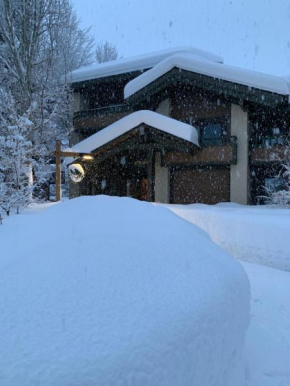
<box><xmin>68</xmin><ymin>47</ymin><xmax>290</xmax><ymax>204</ymax></box>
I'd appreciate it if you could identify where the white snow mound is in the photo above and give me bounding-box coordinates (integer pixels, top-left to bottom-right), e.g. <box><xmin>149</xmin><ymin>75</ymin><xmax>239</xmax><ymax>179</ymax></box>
<box><xmin>69</xmin><ymin>46</ymin><xmax>223</xmax><ymax>83</ymax></box>
<box><xmin>0</xmin><ymin>196</ymin><xmax>250</xmax><ymax>386</ymax></box>
<box><xmin>124</xmin><ymin>53</ymin><xmax>290</xmax><ymax>98</ymax></box>
<box><xmin>67</xmin><ymin>110</ymin><xmax>199</xmax><ymax>164</ymax></box>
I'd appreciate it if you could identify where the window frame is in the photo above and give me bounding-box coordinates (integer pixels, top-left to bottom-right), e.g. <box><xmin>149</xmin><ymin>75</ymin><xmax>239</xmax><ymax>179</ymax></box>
<box><xmin>194</xmin><ymin>117</ymin><xmax>228</xmax><ymax>146</ymax></box>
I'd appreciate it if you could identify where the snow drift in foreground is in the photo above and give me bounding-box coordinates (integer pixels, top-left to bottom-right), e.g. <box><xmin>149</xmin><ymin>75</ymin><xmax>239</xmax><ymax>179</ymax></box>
<box><xmin>241</xmin><ymin>262</ymin><xmax>290</xmax><ymax>386</ymax></box>
<box><xmin>165</xmin><ymin>203</ymin><xmax>290</xmax><ymax>271</ymax></box>
<box><xmin>0</xmin><ymin>196</ymin><xmax>250</xmax><ymax>386</ymax></box>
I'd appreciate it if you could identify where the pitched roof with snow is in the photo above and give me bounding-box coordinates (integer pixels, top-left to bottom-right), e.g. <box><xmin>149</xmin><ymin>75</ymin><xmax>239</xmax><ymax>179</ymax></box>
<box><xmin>67</xmin><ymin>110</ymin><xmax>199</xmax><ymax>164</ymax></box>
<box><xmin>124</xmin><ymin>53</ymin><xmax>290</xmax><ymax>99</ymax></box>
<box><xmin>68</xmin><ymin>47</ymin><xmax>223</xmax><ymax>84</ymax></box>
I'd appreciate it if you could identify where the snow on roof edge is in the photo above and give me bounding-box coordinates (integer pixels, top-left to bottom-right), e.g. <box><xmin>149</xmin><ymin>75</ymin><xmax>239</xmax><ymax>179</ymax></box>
<box><xmin>124</xmin><ymin>53</ymin><xmax>290</xmax><ymax>99</ymax></box>
<box><xmin>69</xmin><ymin>46</ymin><xmax>223</xmax><ymax>84</ymax></box>
<box><xmin>67</xmin><ymin>110</ymin><xmax>199</xmax><ymax>164</ymax></box>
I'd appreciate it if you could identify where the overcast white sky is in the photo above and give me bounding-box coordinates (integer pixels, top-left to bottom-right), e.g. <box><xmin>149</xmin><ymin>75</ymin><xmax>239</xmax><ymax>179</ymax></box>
<box><xmin>71</xmin><ymin>0</ymin><xmax>290</xmax><ymax>77</ymax></box>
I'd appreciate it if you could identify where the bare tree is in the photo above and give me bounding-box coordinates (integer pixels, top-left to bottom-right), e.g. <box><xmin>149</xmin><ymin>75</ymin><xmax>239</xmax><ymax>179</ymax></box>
<box><xmin>96</xmin><ymin>41</ymin><xmax>119</xmax><ymax>63</ymax></box>
<box><xmin>0</xmin><ymin>0</ymin><xmax>94</xmax><ymax>212</ymax></box>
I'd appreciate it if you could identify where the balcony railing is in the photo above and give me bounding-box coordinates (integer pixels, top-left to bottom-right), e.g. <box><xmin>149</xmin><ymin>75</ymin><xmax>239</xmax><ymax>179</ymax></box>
<box><xmin>250</xmin><ymin>136</ymin><xmax>289</xmax><ymax>163</ymax></box>
<box><xmin>164</xmin><ymin>136</ymin><xmax>237</xmax><ymax>166</ymax></box>
<box><xmin>250</xmin><ymin>144</ymin><xmax>288</xmax><ymax>164</ymax></box>
<box><xmin>201</xmin><ymin>135</ymin><xmax>237</xmax><ymax>147</ymax></box>
<box><xmin>73</xmin><ymin>104</ymin><xmax>133</xmax><ymax>121</ymax></box>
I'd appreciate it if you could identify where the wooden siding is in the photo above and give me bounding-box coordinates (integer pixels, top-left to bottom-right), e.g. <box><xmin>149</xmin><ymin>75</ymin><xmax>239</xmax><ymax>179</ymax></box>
<box><xmin>74</xmin><ymin>111</ymin><xmax>131</xmax><ymax>131</ymax></box>
<box><xmin>250</xmin><ymin>145</ymin><xmax>288</xmax><ymax>164</ymax></box>
<box><xmin>164</xmin><ymin>143</ymin><xmax>237</xmax><ymax>166</ymax></box>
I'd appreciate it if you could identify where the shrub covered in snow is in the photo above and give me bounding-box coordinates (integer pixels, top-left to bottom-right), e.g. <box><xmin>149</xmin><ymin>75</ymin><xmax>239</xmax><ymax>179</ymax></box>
<box><xmin>266</xmin><ymin>189</ymin><xmax>290</xmax><ymax>207</ymax></box>
<box><xmin>0</xmin><ymin>196</ymin><xmax>250</xmax><ymax>386</ymax></box>
<box><xmin>264</xmin><ymin>144</ymin><xmax>290</xmax><ymax>208</ymax></box>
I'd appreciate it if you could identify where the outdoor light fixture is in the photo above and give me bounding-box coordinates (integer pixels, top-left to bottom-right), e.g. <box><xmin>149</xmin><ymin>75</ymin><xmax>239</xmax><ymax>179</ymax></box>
<box><xmin>52</xmin><ymin>140</ymin><xmax>94</xmax><ymax>202</ymax></box>
<box><xmin>68</xmin><ymin>163</ymin><xmax>85</xmax><ymax>183</ymax></box>
<box><xmin>81</xmin><ymin>154</ymin><xmax>94</xmax><ymax>161</ymax></box>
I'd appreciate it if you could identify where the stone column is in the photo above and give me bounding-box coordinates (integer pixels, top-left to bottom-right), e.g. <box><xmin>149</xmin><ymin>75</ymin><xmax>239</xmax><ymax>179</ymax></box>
<box><xmin>230</xmin><ymin>104</ymin><xmax>249</xmax><ymax>204</ymax></box>
<box><xmin>154</xmin><ymin>152</ymin><xmax>170</xmax><ymax>203</ymax></box>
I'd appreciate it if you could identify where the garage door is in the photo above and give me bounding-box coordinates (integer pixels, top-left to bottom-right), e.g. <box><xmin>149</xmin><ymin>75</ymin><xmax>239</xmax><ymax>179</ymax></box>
<box><xmin>171</xmin><ymin>167</ymin><xmax>230</xmax><ymax>204</ymax></box>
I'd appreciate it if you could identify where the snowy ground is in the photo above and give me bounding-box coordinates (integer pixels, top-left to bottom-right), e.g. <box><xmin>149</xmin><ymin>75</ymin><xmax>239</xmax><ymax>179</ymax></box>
<box><xmin>241</xmin><ymin>262</ymin><xmax>290</xmax><ymax>386</ymax></box>
<box><xmin>1</xmin><ymin>199</ymin><xmax>290</xmax><ymax>386</ymax></box>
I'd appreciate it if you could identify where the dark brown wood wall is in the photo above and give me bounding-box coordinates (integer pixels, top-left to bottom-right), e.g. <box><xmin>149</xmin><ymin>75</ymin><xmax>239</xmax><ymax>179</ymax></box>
<box><xmin>74</xmin><ymin>111</ymin><xmax>130</xmax><ymax>131</ymax></box>
<box><xmin>171</xmin><ymin>84</ymin><xmax>231</xmax><ymax>125</ymax></box>
<box><xmin>171</xmin><ymin>166</ymin><xmax>230</xmax><ymax>204</ymax></box>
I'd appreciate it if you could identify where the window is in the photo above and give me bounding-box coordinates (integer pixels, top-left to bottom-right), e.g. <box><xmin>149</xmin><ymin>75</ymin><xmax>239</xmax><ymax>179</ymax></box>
<box><xmin>196</xmin><ymin>118</ymin><xmax>227</xmax><ymax>145</ymax></box>
<box><xmin>202</xmin><ymin>123</ymin><xmax>222</xmax><ymax>141</ymax></box>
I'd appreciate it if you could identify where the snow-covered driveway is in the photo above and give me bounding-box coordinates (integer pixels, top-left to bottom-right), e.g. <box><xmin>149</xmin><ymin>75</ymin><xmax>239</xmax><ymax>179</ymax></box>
<box><xmin>164</xmin><ymin>203</ymin><xmax>290</xmax><ymax>271</ymax></box>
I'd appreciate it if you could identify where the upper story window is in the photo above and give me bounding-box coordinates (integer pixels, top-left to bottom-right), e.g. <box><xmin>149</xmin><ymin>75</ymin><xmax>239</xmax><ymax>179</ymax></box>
<box><xmin>195</xmin><ymin>117</ymin><xmax>228</xmax><ymax>145</ymax></box>
<box><xmin>202</xmin><ymin>123</ymin><xmax>223</xmax><ymax>141</ymax></box>
<box><xmin>250</xmin><ymin>122</ymin><xmax>290</xmax><ymax>147</ymax></box>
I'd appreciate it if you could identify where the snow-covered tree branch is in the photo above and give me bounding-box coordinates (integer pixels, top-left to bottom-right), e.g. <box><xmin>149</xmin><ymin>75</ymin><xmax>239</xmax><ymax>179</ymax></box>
<box><xmin>264</xmin><ymin>144</ymin><xmax>290</xmax><ymax>207</ymax></box>
<box><xmin>0</xmin><ymin>0</ymin><xmax>94</xmax><ymax>213</ymax></box>
<box><xmin>96</xmin><ymin>41</ymin><xmax>120</xmax><ymax>63</ymax></box>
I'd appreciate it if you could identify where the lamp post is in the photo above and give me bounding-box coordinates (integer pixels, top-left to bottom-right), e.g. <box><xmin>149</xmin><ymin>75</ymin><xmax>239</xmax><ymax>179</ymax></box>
<box><xmin>52</xmin><ymin>140</ymin><xmax>94</xmax><ymax>202</ymax></box>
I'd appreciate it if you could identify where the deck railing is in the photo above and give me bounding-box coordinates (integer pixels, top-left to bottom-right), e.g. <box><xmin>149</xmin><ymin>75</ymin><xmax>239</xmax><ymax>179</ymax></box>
<box><xmin>73</xmin><ymin>104</ymin><xmax>133</xmax><ymax>121</ymax></box>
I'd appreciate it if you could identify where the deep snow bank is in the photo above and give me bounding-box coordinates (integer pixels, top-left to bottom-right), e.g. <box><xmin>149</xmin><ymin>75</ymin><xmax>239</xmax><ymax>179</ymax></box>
<box><xmin>165</xmin><ymin>203</ymin><xmax>290</xmax><ymax>272</ymax></box>
<box><xmin>242</xmin><ymin>262</ymin><xmax>290</xmax><ymax>386</ymax></box>
<box><xmin>0</xmin><ymin>196</ymin><xmax>249</xmax><ymax>386</ymax></box>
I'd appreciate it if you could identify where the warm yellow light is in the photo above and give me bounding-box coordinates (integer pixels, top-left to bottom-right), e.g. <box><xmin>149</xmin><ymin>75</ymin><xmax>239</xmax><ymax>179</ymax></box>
<box><xmin>82</xmin><ymin>154</ymin><xmax>94</xmax><ymax>161</ymax></box>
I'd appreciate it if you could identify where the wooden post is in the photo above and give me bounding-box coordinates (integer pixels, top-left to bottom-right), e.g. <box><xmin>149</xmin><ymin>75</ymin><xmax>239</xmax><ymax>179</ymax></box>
<box><xmin>147</xmin><ymin>149</ymin><xmax>154</xmax><ymax>202</ymax></box>
<box><xmin>55</xmin><ymin>140</ymin><xmax>62</xmax><ymax>202</ymax></box>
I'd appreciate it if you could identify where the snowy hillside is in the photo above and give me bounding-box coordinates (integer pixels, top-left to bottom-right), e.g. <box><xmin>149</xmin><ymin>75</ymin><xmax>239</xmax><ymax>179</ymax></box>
<box><xmin>0</xmin><ymin>196</ymin><xmax>249</xmax><ymax>386</ymax></box>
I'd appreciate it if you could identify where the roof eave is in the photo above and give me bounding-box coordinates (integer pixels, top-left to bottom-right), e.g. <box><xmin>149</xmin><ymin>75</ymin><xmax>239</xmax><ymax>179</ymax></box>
<box><xmin>125</xmin><ymin>68</ymin><xmax>289</xmax><ymax>108</ymax></box>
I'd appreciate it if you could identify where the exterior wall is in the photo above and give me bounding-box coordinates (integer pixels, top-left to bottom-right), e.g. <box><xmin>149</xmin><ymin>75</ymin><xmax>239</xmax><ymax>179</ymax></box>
<box><xmin>164</xmin><ymin>144</ymin><xmax>237</xmax><ymax>166</ymax></box>
<box><xmin>71</xmin><ymin>91</ymin><xmax>82</xmax><ymax>113</ymax></box>
<box><xmin>154</xmin><ymin>153</ymin><xmax>170</xmax><ymax>203</ymax></box>
<box><xmin>74</xmin><ymin>111</ymin><xmax>131</xmax><ymax>135</ymax></box>
<box><xmin>69</xmin><ymin>180</ymin><xmax>81</xmax><ymax>199</ymax></box>
<box><xmin>230</xmin><ymin>104</ymin><xmax>249</xmax><ymax>204</ymax></box>
<box><xmin>170</xmin><ymin>85</ymin><xmax>231</xmax><ymax>131</ymax></box>
<box><xmin>70</xmin><ymin>92</ymin><xmax>82</xmax><ymax>146</ymax></box>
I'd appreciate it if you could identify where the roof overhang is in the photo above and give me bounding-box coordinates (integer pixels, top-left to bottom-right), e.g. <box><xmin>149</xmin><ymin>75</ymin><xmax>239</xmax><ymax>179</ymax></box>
<box><xmin>125</xmin><ymin>54</ymin><xmax>290</xmax><ymax>107</ymax></box>
<box><xmin>67</xmin><ymin>110</ymin><xmax>199</xmax><ymax>165</ymax></box>
<box><xmin>69</xmin><ymin>46</ymin><xmax>223</xmax><ymax>84</ymax></box>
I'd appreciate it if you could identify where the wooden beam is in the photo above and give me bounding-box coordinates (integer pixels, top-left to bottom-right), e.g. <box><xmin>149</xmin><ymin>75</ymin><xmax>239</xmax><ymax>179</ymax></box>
<box><xmin>51</xmin><ymin>150</ymin><xmax>82</xmax><ymax>158</ymax></box>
